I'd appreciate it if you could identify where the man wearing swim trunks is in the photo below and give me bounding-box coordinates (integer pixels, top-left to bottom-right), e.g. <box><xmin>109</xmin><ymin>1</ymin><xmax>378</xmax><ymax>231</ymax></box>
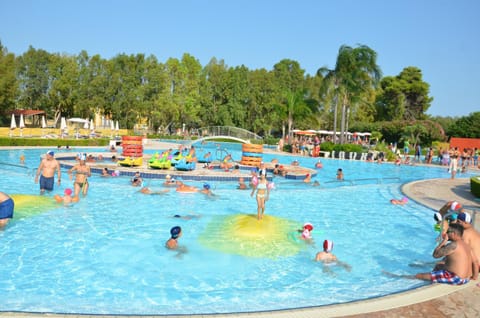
<box><xmin>34</xmin><ymin>150</ymin><xmax>61</xmax><ymax>194</ymax></box>
<box><xmin>415</xmin><ymin>223</ymin><xmax>478</xmax><ymax>285</ymax></box>
<box><xmin>0</xmin><ymin>192</ymin><xmax>14</xmax><ymax>229</ymax></box>
<box><xmin>457</xmin><ymin>212</ymin><xmax>480</xmax><ymax>273</ymax></box>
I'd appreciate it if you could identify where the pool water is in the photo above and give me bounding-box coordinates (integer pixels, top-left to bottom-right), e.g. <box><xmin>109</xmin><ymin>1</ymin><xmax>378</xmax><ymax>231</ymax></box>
<box><xmin>0</xmin><ymin>146</ymin><xmax>472</xmax><ymax>315</ymax></box>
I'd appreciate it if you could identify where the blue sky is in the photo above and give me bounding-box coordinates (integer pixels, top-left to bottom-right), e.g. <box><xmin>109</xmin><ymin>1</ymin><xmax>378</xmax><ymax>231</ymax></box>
<box><xmin>1</xmin><ymin>0</ymin><xmax>478</xmax><ymax>117</ymax></box>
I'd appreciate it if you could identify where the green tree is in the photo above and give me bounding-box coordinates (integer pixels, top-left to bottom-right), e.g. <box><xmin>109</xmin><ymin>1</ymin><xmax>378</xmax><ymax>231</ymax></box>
<box><xmin>16</xmin><ymin>46</ymin><xmax>52</xmax><ymax>111</ymax></box>
<box><xmin>0</xmin><ymin>41</ymin><xmax>17</xmax><ymax>124</ymax></box>
<box><xmin>272</xmin><ymin>59</ymin><xmax>306</xmax><ymax>137</ymax></box>
<box><xmin>247</xmin><ymin>68</ymin><xmax>277</xmax><ymax>135</ymax></box>
<box><xmin>199</xmin><ymin>58</ymin><xmax>229</xmax><ymax>127</ymax></box>
<box><xmin>48</xmin><ymin>53</ymin><xmax>79</xmax><ymax>121</ymax></box>
<box><xmin>375</xmin><ymin>76</ymin><xmax>406</xmax><ymax>121</ymax></box>
<box><xmin>318</xmin><ymin>45</ymin><xmax>382</xmax><ymax>143</ymax></box>
<box><xmin>376</xmin><ymin>67</ymin><xmax>432</xmax><ymax>121</ymax></box>
<box><xmin>447</xmin><ymin>112</ymin><xmax>480</xmax><ymax>138</ymax></box>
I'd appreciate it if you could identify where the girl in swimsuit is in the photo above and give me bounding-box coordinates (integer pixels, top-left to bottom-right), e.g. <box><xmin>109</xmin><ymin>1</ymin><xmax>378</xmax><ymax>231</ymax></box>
<box><xmin>250</xmin><ymin>173</ymin><xmax>269</xmax><ymax>220</ymax></box>
<box><xmin>68</xmin><ymin>158</ymin><xmax>91</xmax><ymax>198</ymax></box>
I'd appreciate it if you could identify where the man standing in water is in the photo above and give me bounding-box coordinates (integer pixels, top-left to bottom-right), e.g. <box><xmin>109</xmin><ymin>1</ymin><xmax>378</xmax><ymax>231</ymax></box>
<box><xmin>34</xmin><ymin>150</ymin><xmax>61</xmax><ymax>194</ymax></box>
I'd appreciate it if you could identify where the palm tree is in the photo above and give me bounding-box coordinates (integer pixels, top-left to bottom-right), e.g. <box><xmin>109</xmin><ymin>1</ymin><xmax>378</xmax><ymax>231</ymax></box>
<box><xmin>276</xmin><ymin>89</ymin><xmax>312</xmax><ymax>141</ymax></box>
<box><xmin>318</xmin><ymin>45</ymin><xmax>381</xmax><ymax>143</ymax></box>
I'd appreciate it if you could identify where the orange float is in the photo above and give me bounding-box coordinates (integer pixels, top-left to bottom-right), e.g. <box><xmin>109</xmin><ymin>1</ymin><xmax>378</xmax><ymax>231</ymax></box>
<box><xmin>122</xmin><ymin>136</ymin><xmax>144</xmax><ymax>157</ymax></box>
<box><xmin>240</xmin><ymin>143</ymin><xmax>263</xmax><ymax>166</ymax></box>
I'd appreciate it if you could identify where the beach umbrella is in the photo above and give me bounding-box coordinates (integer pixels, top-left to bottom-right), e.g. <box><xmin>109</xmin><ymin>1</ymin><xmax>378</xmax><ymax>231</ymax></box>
<box><xmin>41</xmin><ymin>116</ymin><xmax>47</xmax><ymax>137</ymax></box>
<box><xmin>19</xmin><ymin>114</ymin><xmax>25</xmax><ymax>137</ymax></box>
<box><xmin>10</xmin><ymin>114</ymin><xmax>16</xmax><ymax>129</ymax></box>
<box><xmin>9</xmin><ymin>114</ymin><xmax>16</xmax><ymax>137</ymax></box>
<box><xmin>90</xmin><ymin>119</ymin><xmax>95</xmax><ymax>131</ymax></box>
<box><xmin>110</xmin><ymin>120</ymin><xmax>114</xmax><ymax>138</ymax></box>
<box><xmin>19</xmin><ymin>114</ymin><xmax>25</xmax><ymax>128</ymax></box>
<box><xmin>60</xmin><ymin>117</ymin><xmax>67</xmax><ymax>138</ymax></box>
<box><xmin>60</xmin><ymin>117</ymin><xmax>67</xmax><ymax>129</ymax></box>
<box><xmin>83</xmin><ymin>118</ymin><xmax>90</xmax><ymax>129</ymax></box>
<box><xmin>115</xmin><ymin>121</ymin><xmax>119</xmax><ymax>131</ymax></box>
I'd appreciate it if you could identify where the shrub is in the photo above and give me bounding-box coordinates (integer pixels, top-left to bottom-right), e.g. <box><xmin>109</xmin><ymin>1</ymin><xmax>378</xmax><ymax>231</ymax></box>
<box><xmin>0</xmin><ymin>137</ymin><xmax>109</xmax><ymax>147</ymax></box>
<box><xmin>471</xmin><ymin>176</ymin><xmax>480</xmax><ymax>198</ymax></box>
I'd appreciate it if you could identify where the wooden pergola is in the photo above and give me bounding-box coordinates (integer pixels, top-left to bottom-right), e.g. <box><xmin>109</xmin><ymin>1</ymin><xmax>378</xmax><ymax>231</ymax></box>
<box><xmin>10</xmin><ymin>110</ymin><xmax>46</xmax><ymax>127</ymax></box>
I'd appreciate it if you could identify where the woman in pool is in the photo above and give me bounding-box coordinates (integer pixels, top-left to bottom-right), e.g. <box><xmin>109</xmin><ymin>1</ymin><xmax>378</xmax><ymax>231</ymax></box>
<box><xmin>250</xmin><ymin>173</ymin><xmax>269</xmax><ymax>220</ymax></box>
<box><xmin>101</xmin><ymin>167</ymin><xmax>110</xmax><ymax>177</ymax></box>
<box><xmin>68</xmin><ymin>154</ymin><xmax>91</xmax><ymax>199</ymax></box>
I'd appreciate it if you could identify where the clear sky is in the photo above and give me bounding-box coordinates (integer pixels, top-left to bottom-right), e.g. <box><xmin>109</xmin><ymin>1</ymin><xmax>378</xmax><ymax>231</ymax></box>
<box><xmin>1</xmin><ymin>0</ymin><xmax>478</xmax><ymax>117</ymax></box>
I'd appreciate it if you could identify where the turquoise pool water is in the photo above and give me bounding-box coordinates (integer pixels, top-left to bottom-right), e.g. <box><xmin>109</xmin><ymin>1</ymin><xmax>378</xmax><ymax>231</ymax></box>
<box><xmin>0</xmin><ymin>145</ymin><xmax>472</xmax><ymax>315</ymax></box>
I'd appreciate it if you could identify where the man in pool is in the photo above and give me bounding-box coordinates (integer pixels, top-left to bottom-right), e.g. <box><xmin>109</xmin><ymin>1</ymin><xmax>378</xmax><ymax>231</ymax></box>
<box><xmin>336</xmin><ymin>168</ymin><xmax>344</xmax><ymax>180</ymax></box>
<box><xmin>414</xmin><ymin>223</ymin><xmax>477</xmax><ymax>285</ymax></box>
<box><xmin>456</xmin><ymin>212</ymin><xmax>480</xmax><ymax>273</ymax></box>
<box><xmin>0</xmin><ymin>192</ymin><xmax>14</xmax><ymax>229</ymax></box>
<box><xmin>200</xmin><ymin>183</ymin><xmax>214</xmax><ymax>196</ymax></box>
<box><xmin>34</xmin><ymin>150</ymin><xmax>61</xmax><ymax>194</ymax></box>
<box><xmin>131</xmin><ymin>171</ymin><xmax>143</xmax><ymax>187</ymax></box>
<box><xmin>173</xmin><ymin>214</ymin><xmax>201</xmax><ymax>220</ymax></box>
<box><xmin>237</xmin><ymin>177</ymin><xmax>248</xmax><ymax>190</ymax></box>
<box><xmin>139</xmin><ymin>187</ymin><xmax>169</xmax><ymax>195</ymax></box>
<box><xmin>166</xmin><ymin>226</ymin><xmax>182</xmax><ymax>250</ymax></box>
<box><xmin>315</xmin><ymin>240</ymin><xmax>351</xmax><ymax>273</ymax></box>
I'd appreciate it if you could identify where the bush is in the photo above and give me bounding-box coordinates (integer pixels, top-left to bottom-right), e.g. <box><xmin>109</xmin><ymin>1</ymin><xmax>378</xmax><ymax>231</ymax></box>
<box><xmin>0</xmin><ymin>137</ymin><xmax>109</xmax><ymax>147</ymax></box>
<box><xmin>471</xmin><ymin>176</ymin><xmax>480</xmax><ymax>198</ymax></box>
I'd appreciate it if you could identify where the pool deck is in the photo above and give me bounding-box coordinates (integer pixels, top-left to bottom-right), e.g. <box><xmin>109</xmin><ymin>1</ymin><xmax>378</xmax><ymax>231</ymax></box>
<box><xmin>1</xmin><ymin>144</ymin><xmax>480</xmax><ymax>318</ymax></box>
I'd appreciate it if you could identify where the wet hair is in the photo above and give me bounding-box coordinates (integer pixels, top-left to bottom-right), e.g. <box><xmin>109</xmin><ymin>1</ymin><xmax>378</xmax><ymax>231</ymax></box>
<box><xmin>448</xmin><ymin>222</ymin><xmax>464</xmax><ymax>237</ymax></box>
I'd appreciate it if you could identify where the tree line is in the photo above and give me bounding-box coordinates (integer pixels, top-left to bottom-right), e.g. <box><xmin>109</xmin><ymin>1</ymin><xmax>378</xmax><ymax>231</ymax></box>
<box><xmin>0</xmin><ymin>41</ymin><xmax>478</xmax><ymax>143</ymax></box>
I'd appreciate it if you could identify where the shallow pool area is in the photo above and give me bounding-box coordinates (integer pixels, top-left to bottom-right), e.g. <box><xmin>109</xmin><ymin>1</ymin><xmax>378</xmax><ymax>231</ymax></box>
<box><xmin>0</xmin><ymin>146</ymin><xmax>472</xmax><ymax>315</ymax></box>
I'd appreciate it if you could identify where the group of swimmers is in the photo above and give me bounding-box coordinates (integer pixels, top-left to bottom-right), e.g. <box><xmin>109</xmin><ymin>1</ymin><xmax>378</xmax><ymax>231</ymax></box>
<box><xmin>33</xmin><ymin>150</ymin><xmax>92</xmax><ymax>206</ymax></box>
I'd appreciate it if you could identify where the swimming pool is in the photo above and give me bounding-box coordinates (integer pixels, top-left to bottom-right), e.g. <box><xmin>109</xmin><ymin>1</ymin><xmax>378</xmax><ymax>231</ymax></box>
<box><xmin>0</xmin><ymin>145</ymin><xmax>472</xmax><ymax>315</ymax></box>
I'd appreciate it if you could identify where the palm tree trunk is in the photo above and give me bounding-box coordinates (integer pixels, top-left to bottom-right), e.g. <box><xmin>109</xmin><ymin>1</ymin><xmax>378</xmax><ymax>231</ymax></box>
<box><xmin>340</xmin><ymin>102</ymin><xmax>346</xmax><ymax>144</ymax></box>
<box><xmin>333</xmin><ymin>95</ymin><xmax>338</xmax><ymax>144</ymax></box>
<box><xmin>345</xmin><ymin>106</ymin><xmax>350</xmax><ymax>142</ymax></box>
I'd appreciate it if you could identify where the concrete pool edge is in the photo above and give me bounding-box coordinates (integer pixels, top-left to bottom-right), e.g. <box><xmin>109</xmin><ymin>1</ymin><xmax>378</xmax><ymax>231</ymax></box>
<box><xmin>0</xmin><ymin>283</ymin><xmax>474</xmax><ymax>318</ymax></box>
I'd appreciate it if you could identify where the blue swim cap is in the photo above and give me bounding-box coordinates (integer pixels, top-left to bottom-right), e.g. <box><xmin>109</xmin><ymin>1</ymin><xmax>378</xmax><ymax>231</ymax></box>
<box><xmin>174</xmin><ymin>214</ymin><xmax>181</xmax><ymax>218</ymax></box>
<box><xmin>446</xmin><ymin>213</ymin><xmax>458</xmax><ymax>221</ymax></box>
<box><xmin>203</xmin><ymin>183</ymin><xmax>211</xmax><ymax>190</ymax></box>
<box><xmin>170</xmin><ymin>226</ymin><xmax>181</xmax><ymax>239</ymax></box>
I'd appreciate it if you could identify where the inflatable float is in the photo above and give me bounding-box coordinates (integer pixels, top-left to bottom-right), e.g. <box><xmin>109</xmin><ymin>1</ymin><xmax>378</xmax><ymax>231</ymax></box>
<box><xmin>118</xmin><ymin>156</ymin><xmax>143</xmax><ymax>167</ymax></box>
<box><xmin>175</xmin><ymin>158</ymin><xmax>196</xmax><ymax>171</ymax></box>
<box><xmin>10</xmin><ymin>194</ymin><xmax>57</xmax><ymax>220</ymax></box>
<box><xmin>198</xmin><ymin>213</ymin><xmax>305</xmax><ymax>259</ymax></box>
<box><xmin>240</xmin><ymin>143</ymin><xmax>263</xmax><ymax>167</ymax></box>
